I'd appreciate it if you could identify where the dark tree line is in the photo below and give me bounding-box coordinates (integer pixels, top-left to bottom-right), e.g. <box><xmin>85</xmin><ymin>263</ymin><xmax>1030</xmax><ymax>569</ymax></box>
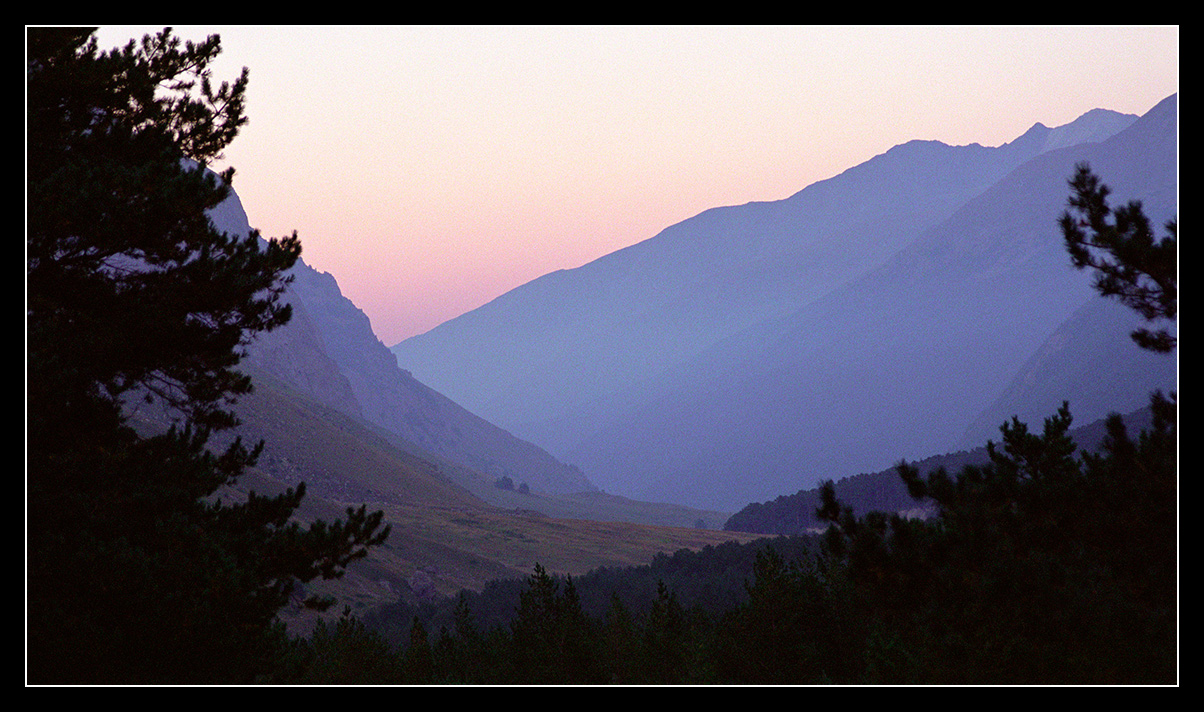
<box><xmin>283</xmin><ymin>396</ymin><xmax>1171</xmax><ymax>683</ymax></box>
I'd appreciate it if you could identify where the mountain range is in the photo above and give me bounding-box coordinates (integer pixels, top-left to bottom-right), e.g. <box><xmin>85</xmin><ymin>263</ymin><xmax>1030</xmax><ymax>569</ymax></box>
<box><xmin>390</xmin><ymin>94</ymin><xmax>1177</xmax><ymax>512</ymax></box>
<box><xmin>205</xmin><ymin>182</ymin><xmax>757</xmax><ymax>608</ymax></box>
<box><xmin>216</xmin><ymin>199</ymin><xmax>595</xmax><ymax>498</ymax></box>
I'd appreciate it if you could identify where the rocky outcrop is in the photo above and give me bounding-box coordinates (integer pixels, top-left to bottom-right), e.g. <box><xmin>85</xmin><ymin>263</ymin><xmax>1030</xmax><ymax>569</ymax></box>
<box><xmin>213</xmin><ymin>182</ymin><xmax>593</xmax><ymax>495</ymax></box>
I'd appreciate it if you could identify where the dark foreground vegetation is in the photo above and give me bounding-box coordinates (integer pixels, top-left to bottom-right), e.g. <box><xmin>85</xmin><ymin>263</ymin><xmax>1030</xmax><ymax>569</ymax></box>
<box><xmin>27</xmin><ymin>27</ymin><xmax>1175</xmax><ymax>685</ymax></box>
<box><xmin>270</xmin><ymin>389</ymin><xmax>1176</xmax><ymax>685</ymax></box>
<box><xmin>27</xmin><ymin>28</ymin><xmax>389</xmax><ymax>684</ymax></box>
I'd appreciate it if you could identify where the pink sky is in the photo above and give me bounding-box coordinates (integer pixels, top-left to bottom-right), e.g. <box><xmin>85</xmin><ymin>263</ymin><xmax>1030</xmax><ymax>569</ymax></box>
<box><xmin>92</xmin><ymin>25</ymin><xmax>1179</xmax><ymax>346</ymax></box>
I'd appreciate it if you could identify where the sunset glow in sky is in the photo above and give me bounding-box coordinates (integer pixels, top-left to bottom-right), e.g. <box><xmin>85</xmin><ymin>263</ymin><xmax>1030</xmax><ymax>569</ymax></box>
<box><xmin>92</xmin><ymin>25</ymin><xmax>1179</xmax><ymax>346</ymax></box>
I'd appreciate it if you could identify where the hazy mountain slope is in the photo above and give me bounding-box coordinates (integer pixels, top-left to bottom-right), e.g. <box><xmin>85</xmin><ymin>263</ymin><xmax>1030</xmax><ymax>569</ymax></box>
<box><xmin>564</xmin><ymin>94</ymin><xmax>1176</xmax><ymax>511</ymax></box>
<box><xmin>202</xmin><ymin>189</ymin><xmax>767</xmax><ymax>615</ymax></box>
<box><xmin>213</xmin><ymin>367</ymin><xmax>763</xmax><ymax>615</ymax></box>
<box><xmin>214</xmin><ymin>177</ymin><xmax>748</xmax><ymax>536</ymax></box>
<box><xmin>284</xmin><ymin>263</ymin><xmax>594</xmax><ymax>494</ymax></box>
<box><xmin>391</xmin><ymin>108</ymin><xmax>1137</xmax><ymax>457</ymax></box>
<box><xmin>226</xmin><ymin>366</ymin><xmax>485</xmax><ymax>510</ymax></box>
<box><xmin>206</xmin><ymin>192</ymin><xmax>364</xmax><ymax>419</ymax></box>
<box><xmin>241</xmin><ymin>280</ymin><xmax>364</xmax><ymax>419</ymax></box>
<box><xmin>958</xmin><ymin>297</ymin><xmax>1177</xmax><ymax>449</ymax></box>
<box><xmin>211</xmin><ymin>189</ymin><xmax>596</xmax><ymax>496</ymax></box>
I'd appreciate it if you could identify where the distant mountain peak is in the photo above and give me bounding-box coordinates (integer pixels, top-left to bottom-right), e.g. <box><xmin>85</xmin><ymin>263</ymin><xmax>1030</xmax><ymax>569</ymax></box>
<box><xmin>1001</xmin><ymin>107</ymin><xmax>1136</xmax><ymax>157</ymax></box>
<box><xmin>1040</xmin><ymin>107</ymin><xmax>1138</xmax><ymax>153</ymax></box>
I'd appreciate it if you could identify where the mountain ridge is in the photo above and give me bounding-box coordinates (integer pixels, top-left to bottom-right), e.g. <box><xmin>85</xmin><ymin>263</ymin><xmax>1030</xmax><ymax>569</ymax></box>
<box><xmin>390</xmin><ymin>95</ymin><xmax>1174</xmax><ymax>512</ymax></box>
<box><xmin>207</xmin><ymin>189</ymin><xmax>600</xmax><ymax>497</ymax></box>
<box><xmin>391</xmin><ymin>104</ymin><xmax>1142</xmax><ymax>456</ymax></box>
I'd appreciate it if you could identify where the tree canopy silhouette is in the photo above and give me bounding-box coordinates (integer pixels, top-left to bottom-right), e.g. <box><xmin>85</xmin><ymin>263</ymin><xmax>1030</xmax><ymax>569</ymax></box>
<box><xmin>27</xmin><ymin>27</ymin><xmax>389</xmax><ymax>684</ymax></box>
<box><xmin>1060</xmin><ymin>162</ymin><xmax>1177</xmax><ymax>353</ymax></box>
<box><xmin>809</xmin><ymin>165</ymin><xmax>1177</xmax><ymax>683</ymax></box>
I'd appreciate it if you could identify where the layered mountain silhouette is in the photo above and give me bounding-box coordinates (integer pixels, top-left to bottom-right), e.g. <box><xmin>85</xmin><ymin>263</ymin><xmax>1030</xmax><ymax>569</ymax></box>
<box><xmin>391</xmin><ymin>94</ymin><xmax>1177</xmax><ymax>512</ymax></box>
<box><xmin>207</xmin><ymin>191</ymin><xmax>596</xmax><ymax>497</ymax></box>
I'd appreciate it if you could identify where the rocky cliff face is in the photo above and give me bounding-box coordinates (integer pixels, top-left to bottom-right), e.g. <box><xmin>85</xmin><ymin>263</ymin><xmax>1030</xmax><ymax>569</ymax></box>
<box><xmin>208</xmin><ymin>193</ymin><xmax>362</xmax><ymax>418</ymax></box>
<box><xmin>212</xmin><ymin>187</ymin><xmax>594</xmax><ymax>495</ymax></box>
<box><xmin>281</xmin><ymin>261</ymin><xmax>594</xmax><ymax>494</ymax></box>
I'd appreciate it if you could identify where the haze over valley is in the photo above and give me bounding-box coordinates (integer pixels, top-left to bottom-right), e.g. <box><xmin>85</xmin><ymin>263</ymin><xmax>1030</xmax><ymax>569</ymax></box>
<box><xmin>188</xmin><ymin>92</ymin><xmax>1178</xmax><ymax>612</ymax></box>
<box><xmin>389</xmin><ymin>94</ymin><xmax>1177</xmax><ymax>512</ymax></box>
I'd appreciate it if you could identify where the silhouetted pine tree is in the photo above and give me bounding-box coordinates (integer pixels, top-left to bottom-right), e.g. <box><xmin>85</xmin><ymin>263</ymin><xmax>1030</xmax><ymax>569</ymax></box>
<box><xmin>1061</xmin><ymin>162</ymin><xmax>1177</xmax><ymax>353</ymax></box>
<box><xmin>809</xmin><ymin>161</ymin><xmax>1178</xmax><ymax>682</ymax></box>
<box><xmin>508</xmin><ymin>565</ymin><xmax>605</xmax><ymax>683</ymax></box>
<box><xmin>27</xmin><ymin>27</ymin><xmax>389</xmax><ymax>683</ymax></box>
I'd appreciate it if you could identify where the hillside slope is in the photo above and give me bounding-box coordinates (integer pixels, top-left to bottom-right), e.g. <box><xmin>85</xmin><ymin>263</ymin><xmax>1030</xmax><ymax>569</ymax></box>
<box><xmin>214</xmin><ymin>190</ymin><xmax>597</xmax><ymax>496</ymax></box>
<box><xmin>203</xmin><ymin>179</ymin><xmax>762</xmax><ymax>616</ymax></box>
<box><xmin>566</xmin><ymin>95</ymin><xmax>1176</xmax><ymax>510</ymax></box>
<box><xmin>390</xmin><ymin>96</ymin><xmax>1173</xmax><ymax>513</ymax></box>
<box><xmin>391</xmin><ymin>107</ymin><xmax>1139</xmax><ymax>460</ymax></box>
<box><xmin>219</xmin><ymin>365</ymin><xmax>761</xmax><ymax>617</ymax></box>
